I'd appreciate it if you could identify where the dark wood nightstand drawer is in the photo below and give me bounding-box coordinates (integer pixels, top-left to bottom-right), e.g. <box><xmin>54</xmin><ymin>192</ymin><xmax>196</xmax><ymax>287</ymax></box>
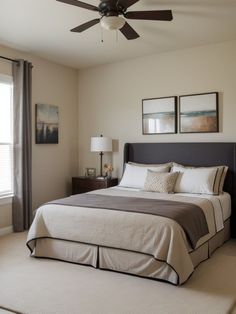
<box><xmin>72</xmin><ymin>177</ymin><xmax>118</xmax><ymax>194</ymax></box>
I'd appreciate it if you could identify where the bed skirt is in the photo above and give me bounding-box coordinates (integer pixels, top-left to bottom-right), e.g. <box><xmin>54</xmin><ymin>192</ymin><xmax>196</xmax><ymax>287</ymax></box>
<box><xmin>29</xmin><ymin>219</ymin><xmax>230</xmax><ymax>285</ymax></box>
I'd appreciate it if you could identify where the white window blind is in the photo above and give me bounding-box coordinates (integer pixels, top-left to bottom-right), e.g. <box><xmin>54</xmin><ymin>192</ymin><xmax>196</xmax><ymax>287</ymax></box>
<box><xmin>0</xmin><ymin>74</ymin><xmax>13</xmax><ymax>197</ymax></box>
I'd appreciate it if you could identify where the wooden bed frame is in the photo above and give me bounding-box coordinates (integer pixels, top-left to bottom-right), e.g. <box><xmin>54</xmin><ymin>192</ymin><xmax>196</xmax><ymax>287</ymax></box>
<box><xmin>124</xmin><ymin>142</ymin><xmax>236</xmax><ymax>237</ymax></box>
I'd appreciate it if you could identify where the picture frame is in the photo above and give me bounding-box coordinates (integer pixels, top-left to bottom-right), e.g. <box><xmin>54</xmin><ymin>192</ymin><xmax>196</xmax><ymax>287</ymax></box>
<box><xmin>36</xmin><ymin>104</ymin><xmax>59</xmax><ymax>144</ymax></box>
<box><xmin>142</xmin><ymin>96</ymin><xmax>177</xmax><ymax>135</ymax></box>
<box><xmin>85</xmin><ymin>167</ymin><xmax>96</xmax><ymax>178</ymax></box>
<box><xmin>179</xmin><ymin>92</ymin><xmax>219</xmax><ymax>133</ymax></box>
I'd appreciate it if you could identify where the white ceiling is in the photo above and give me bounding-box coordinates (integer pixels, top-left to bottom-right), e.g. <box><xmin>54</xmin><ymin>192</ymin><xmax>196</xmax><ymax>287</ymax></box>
<box><xmin>0</xmin><ymin>0</ymin><xmax>236</xmax><ymax>69</ymax></box>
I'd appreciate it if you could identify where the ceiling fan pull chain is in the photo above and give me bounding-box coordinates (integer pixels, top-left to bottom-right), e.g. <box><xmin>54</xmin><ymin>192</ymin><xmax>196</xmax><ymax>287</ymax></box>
<box><xmin>116</xmin><ymin>30</ymin><xmax>118</xmax><ymax>43</ymax></box>
<box><xmin>100</xmin><ymin>25</ymin><xmax>104</xmax><ymax>43</ymax></box>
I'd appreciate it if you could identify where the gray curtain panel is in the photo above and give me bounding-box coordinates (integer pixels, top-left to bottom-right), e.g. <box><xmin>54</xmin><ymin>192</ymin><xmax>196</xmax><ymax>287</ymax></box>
<box><xmin>12</xmin><ymin>60</ymin><xmax>32</xmax><ymax>232</ymax></box>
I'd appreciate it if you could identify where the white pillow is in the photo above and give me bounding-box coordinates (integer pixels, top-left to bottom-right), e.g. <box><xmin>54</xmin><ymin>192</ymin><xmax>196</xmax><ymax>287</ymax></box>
<box><xmin>173</xmin><ymin>165</ymin><xmax>218</xmax><ymax>195</ymax></box>
<box><xmin>172</xmin><ymin>163</ymin><xmax>228</xmax><ymax>194</ymax></box>
<box><xmin>128</xmin><ymin>162</ymin><xmax>172</xmax><ymax>168</ymax></box>
<box><xmin>119</xmin><ymin>163</ymin><xmax>170</xmax><ymax>189</ymax></box>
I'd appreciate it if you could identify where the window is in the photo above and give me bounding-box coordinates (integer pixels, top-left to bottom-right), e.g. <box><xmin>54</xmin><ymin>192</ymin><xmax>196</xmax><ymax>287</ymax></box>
<box><xmin>0</xmin><ymin>74</ymin><xmax>13</xmax><ymax>197</ymax></box>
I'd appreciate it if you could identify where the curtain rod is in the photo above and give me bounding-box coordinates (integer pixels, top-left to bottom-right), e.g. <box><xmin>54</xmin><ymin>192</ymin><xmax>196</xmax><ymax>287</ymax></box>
<box><xmin>0</xmin><ymin>55</ymin><xmax>33</xmax><ymax>68</ymax></box>
<box><xmin>0</xmin><ymin>55</ymin><xmax>19</xmax><ymax>63</ymax></box>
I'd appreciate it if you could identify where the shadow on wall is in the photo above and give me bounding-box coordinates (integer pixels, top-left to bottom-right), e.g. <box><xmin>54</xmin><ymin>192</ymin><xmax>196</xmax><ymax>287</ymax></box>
<box><xmin>112</xmin><ymin>139</ymin><xmax>119</xmax><ymax>153</ymax></box>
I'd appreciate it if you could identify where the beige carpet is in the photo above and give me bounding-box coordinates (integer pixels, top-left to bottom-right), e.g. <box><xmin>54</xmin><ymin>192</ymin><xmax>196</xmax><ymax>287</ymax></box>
<box><xmin>0</xmin><ymin>233</ymin><xmax>236</xmax><ymax>314</ymax></box>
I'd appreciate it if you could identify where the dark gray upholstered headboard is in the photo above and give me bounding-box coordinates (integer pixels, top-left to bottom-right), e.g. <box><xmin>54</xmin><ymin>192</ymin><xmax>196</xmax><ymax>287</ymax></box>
<box><xmin>124</xmin><ymin>142</ymin><xmax>236</xmax><ymax>237</ymax></box>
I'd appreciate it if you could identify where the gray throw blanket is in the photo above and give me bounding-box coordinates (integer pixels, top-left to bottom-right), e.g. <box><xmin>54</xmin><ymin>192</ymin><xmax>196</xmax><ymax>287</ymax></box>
<box><xmin>49</xmin><ymin>194</ymin><xmax>209</xmax><ymax>248</ymax></box>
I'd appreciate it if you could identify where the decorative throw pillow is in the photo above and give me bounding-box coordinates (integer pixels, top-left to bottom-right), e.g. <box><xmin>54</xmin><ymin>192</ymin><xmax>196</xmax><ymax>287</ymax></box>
<box><xmin>119</xmin><ymin>163</ymin><xmax>170</xmax><ymax>189</ymax></box>
<box><xmin>144</xmin><ymin>170</ymin><xmax>179</xmax><ymax>193</ymax></box>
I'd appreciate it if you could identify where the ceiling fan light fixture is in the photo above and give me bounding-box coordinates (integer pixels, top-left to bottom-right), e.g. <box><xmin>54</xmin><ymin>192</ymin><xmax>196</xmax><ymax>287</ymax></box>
<box><xmin>57</xmin><ymin>0</ymin><xmax>173</xmax><ymax>40</ymax></box>
<box><xmin>100</xmin><ymin>16</ymin><xmax>126</xmax><ymax>31</ymax></box>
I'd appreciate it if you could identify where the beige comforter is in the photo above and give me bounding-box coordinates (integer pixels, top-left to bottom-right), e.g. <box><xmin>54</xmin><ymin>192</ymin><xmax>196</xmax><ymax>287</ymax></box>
<box><xmin>27</xmin><ymin>187</ymin><xmax>228</xmax><ymax>284</ymax></box>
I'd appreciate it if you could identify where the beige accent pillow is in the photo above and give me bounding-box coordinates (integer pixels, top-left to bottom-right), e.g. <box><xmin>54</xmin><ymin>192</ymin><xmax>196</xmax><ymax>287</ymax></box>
<box><xmin>144</xmin><ymin>170</ymin><xmax>179</xmax><ymax>193</ymax></box>
<box><xmin>171</xmin><ymin>163</ymin><xmax>228</xmax><ymax>195</ymax></box>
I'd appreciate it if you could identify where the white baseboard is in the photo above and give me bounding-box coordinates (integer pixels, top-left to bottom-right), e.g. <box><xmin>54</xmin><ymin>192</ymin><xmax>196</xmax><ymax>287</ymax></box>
<box><xmin>0</xmin><ymin>226</ymin><xmax>13</xmax><ymax>237</ymax></box>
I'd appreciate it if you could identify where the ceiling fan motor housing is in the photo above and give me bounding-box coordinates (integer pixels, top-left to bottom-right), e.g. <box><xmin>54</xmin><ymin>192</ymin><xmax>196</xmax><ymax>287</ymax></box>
<box><xmin>98</xmin><ymin>0</ymin><xmax>126</xmax><ymax>17</ymax></box>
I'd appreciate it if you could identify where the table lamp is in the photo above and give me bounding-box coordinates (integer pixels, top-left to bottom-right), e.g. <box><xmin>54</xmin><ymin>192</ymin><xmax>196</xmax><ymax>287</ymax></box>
<box><xmin>91</xmin><ymin>135</ymin><xmax>112</xmax><ymax>178</ymax></box>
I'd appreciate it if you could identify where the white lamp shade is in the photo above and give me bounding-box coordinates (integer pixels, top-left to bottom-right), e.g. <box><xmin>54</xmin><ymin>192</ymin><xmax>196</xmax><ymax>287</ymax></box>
<box><xmin>91</xmin><ymin>137</ymin><xmax>112</xmax><ymax>152</ymax></box>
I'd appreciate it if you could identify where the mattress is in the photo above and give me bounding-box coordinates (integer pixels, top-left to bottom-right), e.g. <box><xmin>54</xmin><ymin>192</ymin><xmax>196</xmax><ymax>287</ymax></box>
<box><xmin>27</xmin><ymin>187</ymin><xmax>231</xmax><ymax>285</ymax></box>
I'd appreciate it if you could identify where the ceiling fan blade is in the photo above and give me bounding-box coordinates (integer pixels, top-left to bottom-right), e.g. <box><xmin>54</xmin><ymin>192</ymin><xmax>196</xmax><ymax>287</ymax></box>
<box><xmin>118</xmin><ymin>0</ymin><xmax>139</xmax><ymax>9</ymax></box>
<box><xmin>125</xmin><ymin>10</ymin><xmax>173</xmax><ymax>21</ymax></box>
<box><xmin>120</xmin><ymin>22</ymin><xmax>140</xmax><ymax>40</ymax></box>
<box><xmin>71</xmin><ymin>19</ymin><xmax>100</xmax><ymax>32</ymax></box>
<box><xmin>56</xmin><ymin>0</ymin><xmax>98</xmax><ymax>11</ymax></box>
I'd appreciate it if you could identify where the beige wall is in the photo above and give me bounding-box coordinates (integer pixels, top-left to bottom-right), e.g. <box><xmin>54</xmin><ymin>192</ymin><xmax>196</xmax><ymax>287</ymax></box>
<box><xmin>0</xmin><ymin>45</ymin><xmax>78</xmax><ymax>229</ymax></box>
<box><xmin>0</xmin><ymin>202</ymin><xmax>12</xmax><ymax>229</ymax></box>
<box><xmin>78</xmin><ymin>40</ymin><xmax>236</xmax><ymax>178</ymax></box>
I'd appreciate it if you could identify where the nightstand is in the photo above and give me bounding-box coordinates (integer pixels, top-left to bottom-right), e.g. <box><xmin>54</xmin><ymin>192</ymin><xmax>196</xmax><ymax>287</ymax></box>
<box><xmin>72</xmin><ymin>177</ymin><xmax>118</xmax><ymax>195</ymax></box>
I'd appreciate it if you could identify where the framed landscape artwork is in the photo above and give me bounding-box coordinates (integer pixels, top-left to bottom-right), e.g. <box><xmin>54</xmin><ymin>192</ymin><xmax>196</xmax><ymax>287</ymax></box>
<box><xmin>36</xmin><ymin>104</ymin><xmax>59</xmax><ymax>144</ymax></box>
<box><xmin>179</xmin><ymin>92</ymin><xmax>219</xmax><ymax>133</ymax></box>
<box><xmin>142</xmin><ymin>96</ymin><xmax>177</xmax><ymax>135</ymax></box>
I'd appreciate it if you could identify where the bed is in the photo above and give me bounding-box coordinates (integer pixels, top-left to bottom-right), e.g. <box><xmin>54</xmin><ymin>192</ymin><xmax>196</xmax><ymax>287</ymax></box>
<box><xmin>27</xmin><ymin>142</ymin><xmax>236</xmax><ymax>285</ymax></box>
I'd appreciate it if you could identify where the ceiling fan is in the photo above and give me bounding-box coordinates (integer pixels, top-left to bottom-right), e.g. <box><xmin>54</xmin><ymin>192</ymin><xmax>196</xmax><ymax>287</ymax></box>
<box><xmin>56</xmin><ymin>0</ymin><xmax>173</xmax><ymax>40</ymax></box>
